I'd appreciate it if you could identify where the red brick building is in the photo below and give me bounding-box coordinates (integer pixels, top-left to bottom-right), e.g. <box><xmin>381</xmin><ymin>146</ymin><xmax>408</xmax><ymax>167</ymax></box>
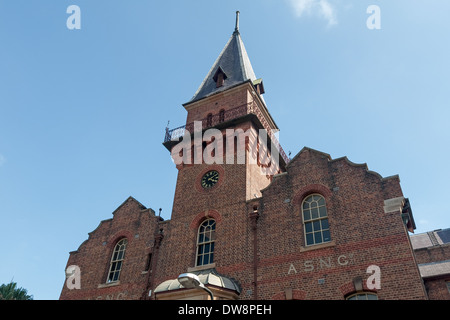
<box><xmin>411</xmin><ymin>229</ymin><xmax>450</xmax><ymax>300</ymax></box>
<box><xmin>60</xmin><ymin>13</ymin><xmax>448</xmax><ymax>300</ymax></box>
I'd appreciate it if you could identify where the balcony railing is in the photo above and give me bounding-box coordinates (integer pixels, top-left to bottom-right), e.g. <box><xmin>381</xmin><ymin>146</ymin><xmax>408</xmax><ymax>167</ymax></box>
<box><xmin>164</xmin><ymin>102</ymin><xmax>290</xmax><ymax>165</ymax></box>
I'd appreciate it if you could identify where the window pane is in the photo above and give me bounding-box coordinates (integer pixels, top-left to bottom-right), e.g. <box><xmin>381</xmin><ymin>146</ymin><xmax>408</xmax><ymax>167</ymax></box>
<box><xmin>198</xmin><ymin>244</ymin><xmax>204</xmax><ymax>254</ymax></box>
<box><xmin>313</xmin><ymin>220</ymin><xmax>321</xmax><ymax>232</ymax></box>
<box><xmin>322</xmin><ymin>230</ymin><xmax>331</xmax><ymax>242</ymax></box>
<box><xmin>303</xmin><ymin>209</ymin><xmax>311</xmax><ymax>221</ymax></box>
<box><xmin>305</xmin><ymin>222</ymin><xmax>313</xmax><ymax>233</ymax></box>
<box><xmin>197</xmin><ymin>256</ymin><xmax>203</xmax><ymax>266</ymax></box>
<box><xmin>367</xmin><ymin>294</ymin><xmax>378</xmax><ymax>300</ymax></box>
<box><xmin>306</xmin><ymin>233</ymin><xmax>314</xmax><ymax>245</ymax></box>
<box><xmin>117</xmin><ymin>251</ymin><xmax>124</xmax><ymax>261</ymax></box>
<box><xmin>321</xmin><ymin>218</ymin><xmax>329</xmax><ymax>230</ymax></box>
<box><xmin>319</xmin><ymin>206</ymin><xmax>327</xmax><ymax>217</ymax></box>
<box><xmin>303</xmin><ymin>202</ymin><xmax>310</xmax><ymax>210</ymax></box>
<box><xmin>318</xmin><ymin>197</ymin><xmax>325</xmax><ymax>206</ymax></box>
<box><xmin>204</xmin><ymin>254</ymin><xmax>210</xmax><ymax>265</ymax></box>
<box><xmin>314</xmin><ymin>232</ymin><xmax>322</xmax><ymax>244</ymax></box>
<box><xmin>199</xmin><ymin>234</ymin><xmax>204</xmax><ymax>243</ymax></box>
<box><xmin>311</xmin><ymin>208</ymin><xmax>319</xmax><ymax>219</ymax></box>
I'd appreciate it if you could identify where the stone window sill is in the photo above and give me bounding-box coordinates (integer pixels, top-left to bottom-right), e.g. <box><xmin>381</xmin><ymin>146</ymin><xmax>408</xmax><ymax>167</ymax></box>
<box><xmin>98</xmin><ymin>281</ymin><xmax>120</xmax><ymax>289</ymax></box>
<box><xmin>300</xmin><ymin>241</ymin><xmax>336</xmax><ymax>252</ymax></box>
<box><xmin>187</xmin><ymin>263</ymin><xmax>216</xmax><ymax>272</ymax></box>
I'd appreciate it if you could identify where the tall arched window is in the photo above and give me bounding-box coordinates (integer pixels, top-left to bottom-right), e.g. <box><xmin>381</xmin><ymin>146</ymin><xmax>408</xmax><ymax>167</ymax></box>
<box><xmin>302</xmin><ymin>194</ymin><xmax>331</xmax><ymax>246</ymax></box>
<box><xmin>196</xmin><ymin>219</ymin><xmax>216</xmax><ymax>266</ymax></box>
<box><xmin>107</xmin><ymin>238</ymin><xmax>128</xmax><ymax>283</ymax></box>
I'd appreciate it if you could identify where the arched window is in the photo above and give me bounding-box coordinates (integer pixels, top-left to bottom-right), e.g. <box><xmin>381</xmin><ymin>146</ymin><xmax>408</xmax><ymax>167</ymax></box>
<box><xmin>206</xmin><ymin>113</ymin><xmax>213</xmax><ymax>127</ymax></box>
<box><xmin>107</xmin><ymin>238</ymin><xmax>128</xmax><ymax>283</ymax></box>
<box><xmin>219</xmin><ymin>109</ymin><xmax>225</xmax><ymax>123</ymax></box>
<box><xmin>302</xmin><ymin>194</ymin><xmax>331</xmax><ymax>246</ymax></box>
<box><xmin>196</xmin><ymin>219</ymin><xmax>216</xmax><ymax>266</ymax></box>
<box><xmin>346</xmin><ymin>292</ymin><xmax>378</xmax><ymax>300</ymax></box>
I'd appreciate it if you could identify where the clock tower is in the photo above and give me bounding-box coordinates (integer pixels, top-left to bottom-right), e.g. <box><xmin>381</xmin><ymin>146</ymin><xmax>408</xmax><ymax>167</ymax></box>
<box><xmin>157</xmin><ymin>12</ymin><xmax>289</xmax><ymax>297</ymax></box>
<box><xmin>163</xmin><ymin>11</ymin><xmax>288</xmax><ymax>215</ymax></box>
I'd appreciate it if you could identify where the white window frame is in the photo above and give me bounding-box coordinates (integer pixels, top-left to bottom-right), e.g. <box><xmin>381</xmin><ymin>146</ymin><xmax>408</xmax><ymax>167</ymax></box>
<box><xmin>302</xmin><ymin>194</ymin><xmax>331</xmax><ymax>246</ymax></box>
<box><xmin>107</xmin><ymin>238</ymin><xmax>128</xmax><ymax>283</ymax></box>
<box><xmin>196</xmin><ymin>219</ymin><xmax>216</xmax><ymax>267</ymax></box>
<box><xmin>346</xmin><ymin>292</ymin><xmax>378</xmax><ymax>300</ymax></box>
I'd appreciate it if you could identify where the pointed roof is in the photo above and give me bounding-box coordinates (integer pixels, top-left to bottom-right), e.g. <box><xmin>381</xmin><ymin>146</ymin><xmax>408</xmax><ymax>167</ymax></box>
<box><xmin>186</xmin><ymin>12</ymin><xmax>259</xmax><ymax>104</ymax></box>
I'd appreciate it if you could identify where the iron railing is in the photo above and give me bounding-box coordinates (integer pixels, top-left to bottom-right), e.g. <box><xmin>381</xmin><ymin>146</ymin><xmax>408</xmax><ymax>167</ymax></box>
<box><xmin>164</xmin><ymin>102</ymin><xmax>290</xmax><ymax>164</ymax></box>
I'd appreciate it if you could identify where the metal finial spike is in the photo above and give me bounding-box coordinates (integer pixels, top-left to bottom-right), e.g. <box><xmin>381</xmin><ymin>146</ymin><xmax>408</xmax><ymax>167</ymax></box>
<box><xmin>235</xmin><ymin>11</ymin><xmax>240</xmax><ymax>32</ymax></box>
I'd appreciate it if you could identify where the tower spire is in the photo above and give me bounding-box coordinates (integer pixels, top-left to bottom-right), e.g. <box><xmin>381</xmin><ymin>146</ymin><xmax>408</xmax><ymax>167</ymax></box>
<box><xmin>186</xmin><ymin>10</ymin><xmax>258</xmax><ymax>104</ymax></box>
<box><xmin>234</xmin><ymin>11</ymin><xmax>240</xmax><ymax>34</ymax></box>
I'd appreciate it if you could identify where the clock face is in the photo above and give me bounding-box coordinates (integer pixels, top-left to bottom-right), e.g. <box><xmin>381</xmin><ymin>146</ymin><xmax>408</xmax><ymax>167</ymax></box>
<box><xmin>201</xmin><ymin>170</ymin><xmax>219</xmax><ymax>189</ymax></box>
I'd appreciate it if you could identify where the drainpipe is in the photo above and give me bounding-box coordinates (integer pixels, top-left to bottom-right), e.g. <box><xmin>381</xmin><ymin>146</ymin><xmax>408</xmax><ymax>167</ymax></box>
<box><xmin>147</xmin><ymin>228</ymin><xmax>163</xmax><ymax>300</ymax></box>
<box><xmin>250</xmin><ymin>205</ymin><xmax>259</xmax><ymax>299</ymax></box>
<box><xmin>143</xmin><ymin>209</ymin><xmax>164</xmax><ymax>300</ymax></box>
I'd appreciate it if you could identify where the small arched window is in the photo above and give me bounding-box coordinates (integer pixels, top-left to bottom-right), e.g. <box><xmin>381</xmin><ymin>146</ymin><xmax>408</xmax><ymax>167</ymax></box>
<box><xmin>206</xmin><ymin>113</ymin><xmax>213</xmax><ymax>127</ymax></box>
<box><xmin>302</xmin><ymin>194</ymin><xmax>331</xmax><ymax>246</ymax></box>
<box><xmin>219</xmin><ymin>109</ymin><xmax>225</xmax><ymax>123</ymax></box>
<box><xmin>346</xmin><ymin>292</ymin><xmax>378</xmax><ymax>300</ymax></box>
<box><xmin>107</xmin><ymin>238</ymin><xmax>128</xmax><ymax>283</ymax></box>
<box><xmin>196</xmin><ymin>219</ymin><xmax>216</xmax><ymax>266</ymax></box>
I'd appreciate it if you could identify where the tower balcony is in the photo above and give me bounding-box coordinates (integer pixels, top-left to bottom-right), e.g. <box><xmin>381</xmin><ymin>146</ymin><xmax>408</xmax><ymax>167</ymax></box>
<box><xmin>163</xmin><ymin>102</ymin><xmax>290</xmax><ymax>166</ymax></box>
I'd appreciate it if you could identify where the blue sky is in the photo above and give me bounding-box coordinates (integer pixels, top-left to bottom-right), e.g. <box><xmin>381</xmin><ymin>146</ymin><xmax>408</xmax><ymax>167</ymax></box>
<box><xmin>0</xmin><ymin>0</ymin><xmax>449</xmax><ymax>300</ymax></box>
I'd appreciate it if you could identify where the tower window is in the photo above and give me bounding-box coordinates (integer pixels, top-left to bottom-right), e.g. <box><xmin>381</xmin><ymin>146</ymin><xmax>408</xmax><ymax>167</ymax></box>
<box><xmin>206</xmin><ymin>113</ymin><xmax>213</xmax><ymax>127</ymax></box>
<box><xmin>196</xmin><ymin>219</ymin><xmax>216</xmax><ymax>266</ymax></box>
<box><xmin>302</xmin><ymin>194</ymin><xmax>331</xmax><ymax>246</ymax></box>
<box><xmin>107</xmin><ymin>238</ymin><xmax>128</xmax><ymax>283</ymax></box>
<box><xmin>213</xmin><ymin>66</ymin><xmax>227</xmax><ymax>88</ymax></box>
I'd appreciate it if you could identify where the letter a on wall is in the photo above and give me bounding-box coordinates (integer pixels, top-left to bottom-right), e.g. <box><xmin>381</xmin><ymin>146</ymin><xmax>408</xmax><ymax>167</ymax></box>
<box><xmin>366</xmin><ymin>265</ymin><xmax>381</xmax><ymax>290</ymax></box>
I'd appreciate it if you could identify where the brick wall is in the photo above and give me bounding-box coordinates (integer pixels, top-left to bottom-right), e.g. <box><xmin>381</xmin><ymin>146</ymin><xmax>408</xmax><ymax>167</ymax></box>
<box><xmin>414</xmin><ymin>244</ymin><xmax>450</xmax><ymax>265</ymax></box>
<box><xmin>424</xmin><ymin>278</ymin><xmax>450</xmax><ymax>300</ymax></box>
<box><xmin>59</xmin><ymin>197</ymin><xmax>160</xmax><ymax>300</ymax></box>
<box><xmin>414</xmin><ymin>243</ymin><xmax>450</xmax><ymax>300</ymax></box>
<box><xmin>60</xmin><ymin>85</ymin><xmax>428</xmax><ymax>300</ymax></box>
<box><xmin>252</xmin><ymin>147</ymin><xmax>427</xmax><ymax>300</ymax></box>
